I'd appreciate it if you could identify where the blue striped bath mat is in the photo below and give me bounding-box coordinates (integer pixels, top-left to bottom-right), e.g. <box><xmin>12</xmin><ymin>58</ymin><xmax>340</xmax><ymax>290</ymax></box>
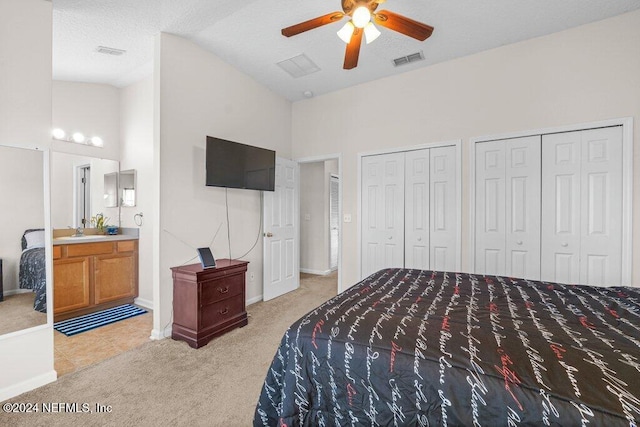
<box><xmin>54</xmin><ymin>304</ymin><xmax>147</xmax><ymax>336</ymax></box>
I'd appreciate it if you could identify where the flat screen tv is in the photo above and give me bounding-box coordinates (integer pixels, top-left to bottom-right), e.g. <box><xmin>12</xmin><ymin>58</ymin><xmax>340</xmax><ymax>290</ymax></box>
<box><xmin>206</xmin><ymin>136</ymin><xmax>276</xmax><ymax>191</ymax></box>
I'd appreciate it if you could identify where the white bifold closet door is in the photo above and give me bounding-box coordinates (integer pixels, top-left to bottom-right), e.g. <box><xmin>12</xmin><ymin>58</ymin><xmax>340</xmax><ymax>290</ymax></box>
<box><xmin>361</xmin><ymin>152</ymin><xmax>405</xmax><ymax>278</ymax></box>
<box><xmin>475</xmin><ymin>136</ymin><xmax>541</xmax><ymax>279</ymax></box>
<box><xmin>362</xmin><ymin>146</ymin><xmax>457</xmax><ymax>278</ymax></box>
<box><xmin>541</xmin><ymin>127</ymin><xmax>623</xmax><ymax>286</ymax></box>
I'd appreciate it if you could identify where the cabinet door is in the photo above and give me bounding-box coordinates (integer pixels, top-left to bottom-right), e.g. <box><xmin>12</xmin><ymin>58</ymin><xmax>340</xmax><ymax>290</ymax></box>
<box><xmin>405</xmin><ymin>149</ymin><xmax>430</xmax><ymax>270</ymax></box>
<box><xmin>361</xmin><ymin>152</ymin><xmax>405</xmax><ymax>278</ymax></box>
<box><xmin>94</xmin><ymin>253</ymin><xmax>137</xmax><ymax>304</ymax></box>
<box><xmin>430</xmin><ymin>146</ymin><xmax>457</xmax><ymax>271</ymax></box>
<box><xmin>53</xmin><ymin>257</ymin><xmax>91</xmax><ymax>314</ymax></box>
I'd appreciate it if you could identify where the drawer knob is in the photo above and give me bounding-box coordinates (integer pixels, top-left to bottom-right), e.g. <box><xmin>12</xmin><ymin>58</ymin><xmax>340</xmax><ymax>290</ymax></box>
<box><xmin>219</xmin><ymin>307</ymin><xmax>229</xmax><ymax>315</ymax></box>
<box><xmin>218</xmin><ymin>286</ymin><xmax>229</xmax><ymax>294</ymax></box>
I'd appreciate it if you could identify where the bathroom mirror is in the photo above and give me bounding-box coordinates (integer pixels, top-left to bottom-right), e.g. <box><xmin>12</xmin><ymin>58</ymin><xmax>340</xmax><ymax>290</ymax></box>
<box><xmin>50</xmin><ymin>152</ymin><xmax>120</xmax><ymax>228</ymax></box>
<box><xmin>119</xmin><ymin>169</ymin><xmax>136</xmax><ymax>207</ymax></box>
<box><xmin>0</xmin><ymin>145</ymin><xmax>47</xmax><ymax>336</ymax></box>
<box><xmin>104</xmin><ymin>172</ymin><xmax>119</xmax><ymax>208</ymax></box>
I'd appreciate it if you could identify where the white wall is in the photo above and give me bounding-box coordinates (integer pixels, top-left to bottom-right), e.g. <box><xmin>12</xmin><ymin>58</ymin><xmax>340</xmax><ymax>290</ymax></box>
<box><xmin>120</xmin><ymin>76</ymin><xmax>154</xmax><ymax>307</ymax></box>
<box><xmin>52</xmin><ymin>81</ymin><xmax>121</xmax><ymax>160</ymax></box>
<box><xmin>0</xmin><ymin>0</ymin><xmax>55</xmax><ymax>401</ymax></box>
<box><xmin>292</xmin><ymin>10</ymin><xmax>640</xmax><ymax>289</ymax></box>
<box><xmin>0</xmin><ymin>147</ymin><xmax>44</xmax><ymax>294</ymax></box>
<box><xmin>154</xmin><ymin>33</ymin><xmax>292</xmax><ymax>337</ymax></box>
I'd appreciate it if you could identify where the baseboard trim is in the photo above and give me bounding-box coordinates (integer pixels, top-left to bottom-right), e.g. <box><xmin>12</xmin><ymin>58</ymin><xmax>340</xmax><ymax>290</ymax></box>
<box><xmin>300</xmin><ymin>268</ymin><xmax>332</xmax><ymax>276</ymax></box>
<box><xmin>134</xmin><ymin>297</ymin><xmax>153</xmax><ymax>310</ymax></box>
<box><xmin>150</xmin><ymin>327</ymin><xmax>171</xmax><ymax>341</ymax></box>
<box><xmin>3</xmin><ymin>289</ymin><xmax>31</xmax><ymax>297</ymax></box>
<box><xmin>0</xmin><ymin>370</ymin><xmax>57</xmax><ymax>402</ymax></box>
<box><xmin>246</xmin><ymin>295</ymin><xmax>262</xmax><ymax>306</ymax></box>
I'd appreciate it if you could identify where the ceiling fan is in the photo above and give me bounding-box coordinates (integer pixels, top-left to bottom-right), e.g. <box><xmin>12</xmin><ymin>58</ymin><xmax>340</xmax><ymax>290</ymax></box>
<box><xmin>281</xmin><ymin>0</ymin><xmax>434</xmax><ymax>70</ymax></box>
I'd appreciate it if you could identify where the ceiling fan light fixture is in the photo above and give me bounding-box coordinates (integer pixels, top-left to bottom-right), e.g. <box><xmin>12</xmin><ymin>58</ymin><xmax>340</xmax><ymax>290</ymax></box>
<box><xmin>337</xmin><ymin>21</ymin><xmax>355</xmax><ymax>43</ymax></box>
<box><xmin>352</xmin><ymin>6</ymin><xmax>371</xmax><ymax>28</ymax></box>
<box><xmin>364</xmin><ymin>22</ymin><xmax>381</xmax><ymax>44</ymax></box>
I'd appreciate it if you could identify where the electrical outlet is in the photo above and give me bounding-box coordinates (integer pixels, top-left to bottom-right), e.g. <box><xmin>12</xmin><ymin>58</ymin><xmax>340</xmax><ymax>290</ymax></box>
<box><xmin>344</xmin><ymin>214</ymin><xmax>352</xmax><ymax>223</ymax></box>
<box><xmin>304</xmin><ymin>213</ymin><xmax>311</xmax><ymax>221</ymax></box>
<box><xmin>250</xmin><ymin>273</ymin><xmax>255</xmax><ymax>281</ymax></box>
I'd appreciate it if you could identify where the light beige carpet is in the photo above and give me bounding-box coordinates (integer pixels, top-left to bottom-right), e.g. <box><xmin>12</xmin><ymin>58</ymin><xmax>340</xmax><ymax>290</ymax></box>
<box><xmin>0</xmin><ymin>292</ymin><xmax>47</xmax><ymax>336</ymax></box>
<box><xmin>0</xmin><ymin>272</ymin><xmax>337</xmax><ymax>427</ymax></box>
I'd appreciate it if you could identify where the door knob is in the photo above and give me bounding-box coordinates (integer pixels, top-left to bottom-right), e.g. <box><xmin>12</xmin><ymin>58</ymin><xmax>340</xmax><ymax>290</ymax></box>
<box><xmin>388</xmin><ymin>236</ymin><xmax>393</xmax><ymax>240</ymax></box>
<box><xmin>417</xmin><ymin>237</ymin><xmax>422</xmax><ymax>242</ymax></box>
<box><xmin>561</xmin><ymin>242</ymin><xmax>568</xmax><ymax>247</ymax></box>
<box><xmin>264</xmin><ymin>232</ymin><xmax>274</xmax><ymax>238</ymax></box>
<box><xmin>516</xmin><ymin>240</ymin><xmax>523</xmax><ymax>245</ymax></box>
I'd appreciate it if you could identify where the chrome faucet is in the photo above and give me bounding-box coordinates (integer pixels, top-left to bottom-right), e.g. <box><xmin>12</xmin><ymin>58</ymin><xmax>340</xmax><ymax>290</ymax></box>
<box><xmin>68</xmin><ymin>226</ymin><xmax>84</xmax><ymax>237</ymax></box>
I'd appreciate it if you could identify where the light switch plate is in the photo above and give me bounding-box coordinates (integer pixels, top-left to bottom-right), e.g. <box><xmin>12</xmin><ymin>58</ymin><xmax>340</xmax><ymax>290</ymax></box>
<box><xmin>344</xmin><ymin>214</ymin><xmax>352</xmax><ymax>223</ymax></box>
<box><xmin>304</xmin><ymin>213</ymin><xmax>311</xmax><ymax>221</ymax></box>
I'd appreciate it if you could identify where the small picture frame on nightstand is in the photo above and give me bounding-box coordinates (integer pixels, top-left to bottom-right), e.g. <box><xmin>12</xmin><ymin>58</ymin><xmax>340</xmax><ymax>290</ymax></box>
<box><xmin>197</xmin><ymin>247</ymin><xmax>216</xmax><ymax>269</ymax></box>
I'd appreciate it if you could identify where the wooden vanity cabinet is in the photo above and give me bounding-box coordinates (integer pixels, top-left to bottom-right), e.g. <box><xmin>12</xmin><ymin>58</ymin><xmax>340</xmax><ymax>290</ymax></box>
<box><xmin>53</xmin><ymin>239</ymin><xmax>138</xmax><ymax>322</ymax></box>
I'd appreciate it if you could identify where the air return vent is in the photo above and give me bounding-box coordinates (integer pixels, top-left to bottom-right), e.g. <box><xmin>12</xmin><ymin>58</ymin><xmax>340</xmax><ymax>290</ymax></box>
<box><xmin>277</xmin><ymin>54</ymin><xmax>320</xmax><ymax>78</ymax></box>
<box><xmin>393</xmin><ymin>51</ymin><xmax>424</xmax><ymax>67</ymax></box>
<box><xmin>96</xmin><ymin>46</ymin><xmax>127</xmax><ymax>56</ymax></box>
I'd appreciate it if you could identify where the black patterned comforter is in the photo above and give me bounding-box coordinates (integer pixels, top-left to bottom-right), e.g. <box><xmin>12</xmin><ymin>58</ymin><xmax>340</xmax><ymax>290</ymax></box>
<box><xmin>254</xmin><ymin>269</ymin><xmax>640</xmax><ymax>426</ymax></box>
<box><xmin>19</xmin><ymin>247</ymin><xmax>46</xmax><ymax>312</ymax></box>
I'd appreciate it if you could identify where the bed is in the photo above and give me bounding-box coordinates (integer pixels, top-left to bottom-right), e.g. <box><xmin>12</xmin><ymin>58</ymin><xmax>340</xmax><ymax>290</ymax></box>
<box><xmin>254</xmin><ymin>268</ymin><xmax>640</xmax><ymax>426</ymax></box>
<box><xmin>19</xmin><ymin>228</ymin><xmax>47</xmax><ymax>313</ymax></box>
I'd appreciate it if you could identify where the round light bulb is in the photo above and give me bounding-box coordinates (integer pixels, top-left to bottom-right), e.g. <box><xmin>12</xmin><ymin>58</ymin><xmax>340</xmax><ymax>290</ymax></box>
<box><xmin>352</xmin><ymin>6</ymin><xmax>371</xmax><ymax>29</ymax></box>
<box><xmin>90</xmin><ymin>136</ymin><xmax>104</xmax><ymax>147</ymax></box>
<box><xmin>72</xmin><ymin>132</ymin><xmax>85</xmax><ymax>143</ymax></box>
<box><xmin>52</xmin><ymin>128</ymin><xmax>66</xmax><ymax>140</ymax></box>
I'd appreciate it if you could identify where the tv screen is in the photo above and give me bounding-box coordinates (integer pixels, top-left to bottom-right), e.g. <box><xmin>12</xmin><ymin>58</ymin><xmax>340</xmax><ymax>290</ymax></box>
<box><xmin>206</xmin><ymin>136</ymin><xmax>276</xmax><ymax>191</ymax></box>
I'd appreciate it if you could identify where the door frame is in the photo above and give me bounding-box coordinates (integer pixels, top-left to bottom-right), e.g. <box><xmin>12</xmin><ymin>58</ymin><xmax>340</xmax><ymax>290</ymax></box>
<box><xmin>296</xmin><ymin>153</ymin><xmax>343</xmax><ymax>293</ymax></box>
<box><xmin>357</xmin><ymin>140</ymin><xmax>463</xmax><ymax>280</ymax></box>
<box><xmin>469</xmin><ymin>117</ymin><xmax>633</xmax><ymax>284</ymax></box>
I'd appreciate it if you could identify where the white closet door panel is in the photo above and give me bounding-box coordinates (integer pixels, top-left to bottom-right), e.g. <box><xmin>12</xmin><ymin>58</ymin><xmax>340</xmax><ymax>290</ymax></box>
<box><xmin>430</xmin><ymin>146</ymin><xmax>457</xmax><ymax>271</ymax></box>
<box><xmin>361</xmin><ymin>153</ymin><xmax>405</xmax><ymax>277</ymax></box>
<box><xmin>542</xmin><ymin>132</ymin><xmax>582</xmax><ymax>284</ymax></box>
<box><xmin>405</xmin><ymin>149</ymin><xmax>430</xmax><ymax>269</ymax></box>
<box><xmin>475</xmin><ymin>141</ymin><xmax>506</xmax><ymax>275</ymax></box>
<box><xmin>505</xmin><ymin>136</ymin><xmax>541</xmax><ymax>280</ymax></box>
<box><xmin>579</xmin><ymin>126</ymin><xmax>623</xmax><ymax>286</ymax></box>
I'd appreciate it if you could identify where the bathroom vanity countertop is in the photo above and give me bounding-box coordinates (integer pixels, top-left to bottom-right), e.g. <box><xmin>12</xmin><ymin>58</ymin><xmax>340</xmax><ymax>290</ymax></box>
<box><xmin>53</xmin><ymin>234</ymin><xmax>138</xmax><ymax>245</ymax></box>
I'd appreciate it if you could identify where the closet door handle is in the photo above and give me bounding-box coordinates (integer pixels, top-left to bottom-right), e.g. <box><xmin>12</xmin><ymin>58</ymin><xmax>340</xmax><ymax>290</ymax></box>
<box><xmin>388</xmin><ymin>236</ymin><xmax>393</xmax><ymax>240</ymax></box>
<box><xmin>417</xmin><ymin>237</ymin><xmax>422</xmax><ymax>242</ymax></box>
<box><xmin>516</xmin><ymin>240</ymin><xmax>523</xmax><ymax>245</ymax></box>
<box><xmin>561</xmin><ymin>242</ymin><xmax>568</xmax><ymax>247</ymax></box>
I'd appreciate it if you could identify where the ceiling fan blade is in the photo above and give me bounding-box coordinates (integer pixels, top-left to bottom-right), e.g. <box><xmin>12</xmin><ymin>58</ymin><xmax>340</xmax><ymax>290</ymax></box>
<box><xmin>374</xmin><ymin>10</ymin><xmax>434</xmax><ymax>41</ymax></box>
<box><xmin>282</xmin><ymin>12</ymin><xmax>345</xmax><ymax>37</ymax></box>
<box><xmin>343</xmin><ymin>27</ymin><xmax>363</xmax><ymax>70</ymax></box>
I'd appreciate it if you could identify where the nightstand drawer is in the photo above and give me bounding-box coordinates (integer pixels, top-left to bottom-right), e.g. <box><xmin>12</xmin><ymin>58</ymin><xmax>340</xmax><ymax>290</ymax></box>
<box><xmin>201</xmin><ymin>294</ymin><xmax>244</xmax><ymax>327</ymax></box>
<box><xmin>200</xmin><ymin>273</ymin><xmax>243</xmax><ymax>305</ymax></box>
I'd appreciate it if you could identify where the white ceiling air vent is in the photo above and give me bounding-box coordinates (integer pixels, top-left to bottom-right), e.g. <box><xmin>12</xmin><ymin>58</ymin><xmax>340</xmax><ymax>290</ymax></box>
<box><xmin>277</xmin><ymin>54</ymin><xmax>320</xmax><ymax>78</ymax></box>
<box><xmin>393</xmin><ymin>51</ymin><xmax>424</xmax><ymax>67</ymax></box>
<box><xmin>96</xmin><ymin>46</ymin><xmax>127</xmax><ymax>56</ymax></box>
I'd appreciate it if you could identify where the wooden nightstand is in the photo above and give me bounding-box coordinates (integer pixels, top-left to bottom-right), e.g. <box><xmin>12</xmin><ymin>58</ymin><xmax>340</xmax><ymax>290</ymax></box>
<box><xmin>171</xmin><ymin>259</ymin><xmax>249</xmax><ymax>348</ymax></box>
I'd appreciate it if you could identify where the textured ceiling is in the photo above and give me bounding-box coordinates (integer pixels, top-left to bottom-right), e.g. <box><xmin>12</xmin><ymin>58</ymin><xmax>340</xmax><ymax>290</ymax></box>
<box><xmin>52</xmin><ymin>0</ymin><xmax>640</xmax><ymax>102</ymax></box>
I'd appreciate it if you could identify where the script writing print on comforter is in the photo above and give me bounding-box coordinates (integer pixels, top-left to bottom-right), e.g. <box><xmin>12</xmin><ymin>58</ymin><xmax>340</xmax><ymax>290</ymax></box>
<box><xmin>254</xmin><ymin>269</ymin><xmax>640</xmax><ymax>426</ymax></box>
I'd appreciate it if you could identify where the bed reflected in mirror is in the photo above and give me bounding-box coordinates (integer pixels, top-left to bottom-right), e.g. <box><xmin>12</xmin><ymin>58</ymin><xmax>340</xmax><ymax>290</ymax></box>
<box><xmin>0</xmin><ymin>145</ymin><xmax>47</xmax><ymax>336</ymax></box>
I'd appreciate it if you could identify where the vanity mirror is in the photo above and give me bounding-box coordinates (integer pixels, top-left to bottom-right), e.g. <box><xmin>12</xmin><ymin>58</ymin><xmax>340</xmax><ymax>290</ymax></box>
<box><xmin>50</xmin><ymin>152</ymin><xmax>120</xmax><ymax>229</ymax></box>
<box><xmin>0</xmin><ymin>145</ymin><xmax>47</xmax><ymax>336</ymax></box>
<box><xmin>119</xmin><ymin>169</ymin><xmax>136</xmax><ymax>207</ymax></box>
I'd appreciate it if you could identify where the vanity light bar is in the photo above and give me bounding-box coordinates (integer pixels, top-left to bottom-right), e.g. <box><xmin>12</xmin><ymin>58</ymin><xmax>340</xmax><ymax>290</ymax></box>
<box><xmin>52</xmin><ymin>129</ymin><xmax>104</xmax><ymax>147</ymax></box>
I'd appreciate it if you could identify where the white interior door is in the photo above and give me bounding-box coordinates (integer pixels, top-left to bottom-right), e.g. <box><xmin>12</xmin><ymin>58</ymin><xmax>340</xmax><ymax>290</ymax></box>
<box><xmin>505</xmin><ymin>136</ymin><xmax>541</xmax><ymax>280</ymax></box>
<box><xmin>475</xmin><ymin>141</ymin><xmax>506</xmax><ymax>275</ymax></box>
<box><xmin>361</xmin><ymin>152</ymin><xmax>405</xmax><ymax>278</ymax></box>
<box><xmin>263</xmin><ymin>157</ymin><xmax>299</xmax><ymax>301</ymax></box>
<box><xmin>404</xmin><ymin>149</ymin><xmax>430</xmax><ymax>269</ymax></box>
<box><xmin>429</xmin><ymin>146</ymin><xmax>457</xmax><ymax>271</ymax></box>
<box><xmin>579</xmin><ymin>127</ymin><xmax>623</xmax><ymax>285</ymax></box>
<box><xmin>542</xmin><ymin>128</ymin><xmax>623</xmax><ymax>286</ymax></box>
